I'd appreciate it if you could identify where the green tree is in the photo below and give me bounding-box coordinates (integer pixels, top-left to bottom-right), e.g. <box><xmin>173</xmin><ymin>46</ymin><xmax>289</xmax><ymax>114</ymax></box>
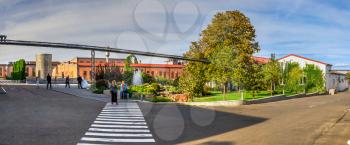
<box><xmin>303</xmin><ymin>64</ymin><xmax>324</xmax><ymax>92</ymax></box>
<box><xmin>123</xmin><ymin>54</ymin><xmax>139</xmax><ymax>85</ymax></box>
<box><xmin>245</xmin><ymin>63</ymin><xmax>265</xmax><ymax>98</ymax></box>
<box><xmin>285</xmin><ymin>62</ymin><xmax>303</xmax><ymax>93</ymax></box>
<box><xmin>181</xmin><ymin>11</ymin><xmax>259</xmax><ymax>99</ymax></box>
<box><xmin>179</xmin><ymin>42</ymin><xmax>208</xmax><ymax>100</ymax></box>
<box><xmin>204</xmin><ymin>11</ymin><xmax>259</xmax><ymax>95</ymax></box>
<box><xmin>262</xmin><ymin>59</ymin><xmax>281</xmax><ymax>95</ymax></box>
<box><xmin>12</xmin><ymin>59</ymin><xmax>26</xmax><ymax>80</ymax></box>
<box><xmin>124</xmin><ymin>54</ymin><xmax>138</xmax><ymax>72</ymax></box>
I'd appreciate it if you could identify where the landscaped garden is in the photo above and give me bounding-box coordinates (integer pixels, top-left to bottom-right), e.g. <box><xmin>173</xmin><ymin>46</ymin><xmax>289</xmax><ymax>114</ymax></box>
<box><xmin>91</xmin><ymin>11</ymin><xmax>327</xmax><ymax>103</ymax></box>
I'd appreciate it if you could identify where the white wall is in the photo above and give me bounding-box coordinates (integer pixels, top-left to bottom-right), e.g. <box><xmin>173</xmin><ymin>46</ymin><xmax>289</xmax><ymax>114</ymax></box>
<box><xmin>278</xmin><ymin>55</ymin><xmax>328</xmax><ymax>75</ymax></box>
<box><xmin>326</xmin><ymin>74</ymin><xmax>348</xmax><ymax>91</ymax></box>
<box><xmin>278</xmin><ymin>55</ymin><xmax>348</xmax><ymax>91</ymax></box>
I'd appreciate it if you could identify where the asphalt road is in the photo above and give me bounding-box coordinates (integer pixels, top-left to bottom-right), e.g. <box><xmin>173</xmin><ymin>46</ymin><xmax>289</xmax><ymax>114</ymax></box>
<box><xmin>0</xmin><ymin>86</ymin><xmax>105</xmax><ymax>145</ymax></box>
<box><xmin>1</xmin><ymin>86</ymin><xmax>349</xmax><ymax>145</ymax></box>
<box><xmin>140</xmin><ymin>92</ymin><xmax>350</xmax><ymax>145</ymax></box>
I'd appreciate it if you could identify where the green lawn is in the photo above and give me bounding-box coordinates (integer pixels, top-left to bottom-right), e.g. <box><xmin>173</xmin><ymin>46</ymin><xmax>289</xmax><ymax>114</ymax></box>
<box><xmin>193</xmin><ymin>90</ymin><xmax>297</xmax><ymax>102</ymax></box>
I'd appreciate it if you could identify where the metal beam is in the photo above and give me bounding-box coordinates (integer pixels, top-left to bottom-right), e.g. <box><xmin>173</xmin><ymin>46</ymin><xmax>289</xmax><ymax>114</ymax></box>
<box><xmin>0</xmin><ymin>39</ymin><xmax>209</xmax><ymax>63</ymax></box>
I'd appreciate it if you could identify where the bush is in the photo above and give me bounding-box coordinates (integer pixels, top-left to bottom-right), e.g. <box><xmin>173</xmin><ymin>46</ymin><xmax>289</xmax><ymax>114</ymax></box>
<box><xmin>93</xmin><ymin>79</ymin><xmax>108</xmax><ymax>94</ymax></box>
<box><xmin>142</xmin><ymin>73</ymin><xmax>155</xmax><ymax>84</ymax></box>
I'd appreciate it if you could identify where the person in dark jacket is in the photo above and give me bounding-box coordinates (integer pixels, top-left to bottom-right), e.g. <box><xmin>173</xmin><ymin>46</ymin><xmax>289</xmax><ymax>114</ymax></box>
<box><xmin>46</xmin><ymin>73</ymin><xmax>52</xmax><ymax>89</ymax></box>
<box><xmin>65</xmin><ymin>76</ymin><xmax>70</xmax><ymax>88</ymax></box>
<box><xmin>110</xmin><ymin>80</ymin><xmax>118</xmax><ymax>105</ymax></box>
<box><xmin>77</xmin><ymin>75</ymin><xmax>82</xmax><ymax>89</ymax></box>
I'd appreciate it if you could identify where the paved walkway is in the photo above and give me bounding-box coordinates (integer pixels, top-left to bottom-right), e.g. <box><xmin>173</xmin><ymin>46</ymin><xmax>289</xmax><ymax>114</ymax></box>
<box><xmin>77</xmin><ymin>102</ymin><xmax>155</xmax><ymax>145</ymax></box>
<box><xmin>53</xmin><ymin>87</ymin><xmax>110</xmax><ymax>102</ymax></box>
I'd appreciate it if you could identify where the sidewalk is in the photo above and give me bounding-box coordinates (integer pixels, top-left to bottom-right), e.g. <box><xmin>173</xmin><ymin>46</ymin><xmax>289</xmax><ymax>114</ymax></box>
<box><xmin>43</xmin><ymin>84</ymin><xmax>109</xmax><ymax>102</ymax></box>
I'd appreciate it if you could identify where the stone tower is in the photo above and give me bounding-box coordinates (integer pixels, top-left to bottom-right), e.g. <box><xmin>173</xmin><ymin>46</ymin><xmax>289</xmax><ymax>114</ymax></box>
<box><xmin>35</xmin><ymin>54</ymin><xmax>52</xmax><ymax>79</ymax></box>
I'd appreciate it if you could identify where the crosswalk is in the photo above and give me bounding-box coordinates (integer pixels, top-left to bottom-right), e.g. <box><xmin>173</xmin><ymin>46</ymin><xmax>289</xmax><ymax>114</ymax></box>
<box><xmin>77</xmin><ymin>102</ymin><xmax>155</xmax><ymax>145</ymax></box>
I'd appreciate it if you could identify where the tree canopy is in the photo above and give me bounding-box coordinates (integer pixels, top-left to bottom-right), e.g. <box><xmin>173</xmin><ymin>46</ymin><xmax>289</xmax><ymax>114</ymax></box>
<box><xmin>180</xmin><ymin>11</ymin><xmax>260</xmax><ymax>98</ymax></box>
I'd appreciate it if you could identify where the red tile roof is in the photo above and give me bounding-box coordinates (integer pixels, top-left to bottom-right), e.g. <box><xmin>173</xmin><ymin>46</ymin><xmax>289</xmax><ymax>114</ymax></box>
<box><xmin>253</xmin><ymin>56</ymin><xmax>270</xmax><ymax>64</ymax></box>
<box><xmin>78</xmin><ymin>63</ymin><xmax>184</xmax><ymax>68</ymax></box>
<box><xmin>277</xmin><ymin>54</ymin><xmax>331</xmax><ymax>66</ymax></box>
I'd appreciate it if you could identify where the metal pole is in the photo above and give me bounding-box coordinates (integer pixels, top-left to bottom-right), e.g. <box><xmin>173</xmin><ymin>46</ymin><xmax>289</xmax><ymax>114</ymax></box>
<box><xmin>91</xmin><ymin>50</ymin><xmax>96</xmax><ymax>85</ymax></box>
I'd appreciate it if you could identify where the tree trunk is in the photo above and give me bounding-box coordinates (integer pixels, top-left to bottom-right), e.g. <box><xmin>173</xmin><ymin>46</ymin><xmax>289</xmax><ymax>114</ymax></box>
<box><xmin>223</xmin><ymin>83</ymin><xmax>226</xmax><ymax>101</ymax></box>
<box><xmin>270</xmin><ymin>81</ymin><xmax>273</xmax><ymax>96</ymax></box>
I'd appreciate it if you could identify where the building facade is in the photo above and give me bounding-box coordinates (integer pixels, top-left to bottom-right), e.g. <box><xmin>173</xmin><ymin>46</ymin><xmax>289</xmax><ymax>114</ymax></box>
<box><xmin>52</xmin><ymin>57</ymin><xmax>184</xmax><ymax>81</ymax></box>
<box><xmin>277</xmin><ymin>54</ymin><xmax>348</xmax><ymax>91</ymax></box>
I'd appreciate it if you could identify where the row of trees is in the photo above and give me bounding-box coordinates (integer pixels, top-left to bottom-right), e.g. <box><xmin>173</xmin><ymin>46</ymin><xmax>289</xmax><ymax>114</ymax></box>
<box><xmin>179</xmin><ymin>11</ymin><xmax>325</xmax><ymax>99</ymax></box>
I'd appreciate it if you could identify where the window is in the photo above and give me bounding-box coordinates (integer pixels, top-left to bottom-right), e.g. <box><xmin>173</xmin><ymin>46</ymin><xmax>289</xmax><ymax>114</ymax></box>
<box><xmin>171</xmin><ymin>72</ymin><xmax>174</xmax><ymax>78</ymax></box>
<box><xmin>0</xmin><ymin>68</ymin><xmax>2</xmax><ymax>77</ymax></box>
<box><xmin>159</xmin><ymin>71</ymin><xmax>162</xmax><ymax>76</ymax></box>
<box><xmin>151</xmin><ymin>71</ymin><xmax>154</xmax><ymax>76</ymax></box>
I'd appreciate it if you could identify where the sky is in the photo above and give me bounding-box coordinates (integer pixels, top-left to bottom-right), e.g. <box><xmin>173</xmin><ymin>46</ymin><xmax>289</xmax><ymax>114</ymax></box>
<box><xmin>1</xmin><ymin>0</ymin><xmax>350</xmax><ymax>69</ymax></box>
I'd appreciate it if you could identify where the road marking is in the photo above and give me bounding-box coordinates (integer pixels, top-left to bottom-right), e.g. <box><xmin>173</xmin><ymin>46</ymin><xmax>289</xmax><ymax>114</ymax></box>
<box><xmin>97</xmin><ymin>116</ymin><xmax>144</xmax><ymax>119</ymax></box>
<box><xmin>99</xmin><ymin>114</ymin><xmax>143</xmax><ymax>116</ymax></box>
<box><xmin>88</xmin><ymin>128</ymin><xmax>150</xmax><ymax>132</ymax></box>
<box><xmin>96</xmin><ymin>118</ymin><xmax>145</xmax><ymax>122</ymax></box>
<box><xmin>78</xmin><ymin>102</ymin><xmax>155</xmax><ymax>145</ymax></box>
<box><xmin>102</xmin><ymin>109</ymin><xmax>141</xmax><ymax>111</ymax></box>
<box><xmin>94</xmin><ymin>121</ymin><xmax>146</xmax><ymax>125</ymax></box>
<box><xmin>100</xmin><ymin>112</ymin><xmax>143</xmax><ymax>114</ymax></box>
<box><xmin>85</xmin><ymin>132</ymin><xmax>153</xmax><ymax>137</ymax></box>
<box><xmin>81</xmin><ymin>137</ymin><xmax>155</xmax><ymax>143</ymax></box>
<box><xmin>77</xmin><ymin>143</ymin><xmax>111</xmax><ymax>145</ymax></box>
<box><xmin>91</xmin><ymin>124</ymin><xmax>148</xmax><ymax>128</ymax></box>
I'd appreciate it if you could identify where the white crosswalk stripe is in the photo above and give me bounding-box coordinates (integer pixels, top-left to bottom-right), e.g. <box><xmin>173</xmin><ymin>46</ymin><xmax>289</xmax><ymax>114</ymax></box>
<box><xmin>77</xmin><ymin>102</ymin><xmax>155</xmax><ymax>145</ymax></box>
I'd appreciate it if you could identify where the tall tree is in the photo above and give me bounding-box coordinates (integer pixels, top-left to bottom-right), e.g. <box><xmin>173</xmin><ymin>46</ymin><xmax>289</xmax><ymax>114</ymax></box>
<box><xmin>200</xmin><ymin>11</ymin><xmax>260</xmax><ymax>97</ymax></box>
<box><xmin>262</xmin><ymin>59</ymin><xmax>281</xmax><ymax>95</ymax></box>
<box><xmin>179</xmin><ymin>42</ymin><xmax>208</xmax><ymax>100</ymax></box>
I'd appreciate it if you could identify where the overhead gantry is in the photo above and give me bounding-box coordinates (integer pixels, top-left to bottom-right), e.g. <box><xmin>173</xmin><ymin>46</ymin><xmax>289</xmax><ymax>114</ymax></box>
<box><xmin>0</xmin><ymin>35</ymin><xmax>209</xmax><ymax>82</ymax></box>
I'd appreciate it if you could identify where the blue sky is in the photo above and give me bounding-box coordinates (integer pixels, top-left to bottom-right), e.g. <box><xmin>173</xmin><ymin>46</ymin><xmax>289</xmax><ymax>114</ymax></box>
<box><xmin>0</xmin><ymin>0</ymin><xmax>350</xmax><ymax>69</ymax></box>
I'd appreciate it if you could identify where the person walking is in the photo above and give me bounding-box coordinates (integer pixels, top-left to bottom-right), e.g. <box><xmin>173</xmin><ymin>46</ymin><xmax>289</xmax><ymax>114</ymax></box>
<box><xmin>110</xmin><ymin>80</ymin><xmax>118</xmax><ymax>105</ymax></box>
<box><xmin>65</xmin><ymin>76</ymin><xmax>70</xmax><ymax>88</ymax></box>
<box><xmin>35</xmin><ymin>77</ymin><xmax>39</xmax><ymax>88</ymax></box>
<box><xmin>46</xmin><ymin>73</ymin><xmax>52</xmax><ymax>89</ymax></box>
<box><xmin>77</xmin><ymin>75</ymin><xmax>82</xmax><ymax>89</ymax></box>
<box><xmin>120</xmin><ymin>81</ymin><xmax>128</xmax><ymax>99</ymax></box>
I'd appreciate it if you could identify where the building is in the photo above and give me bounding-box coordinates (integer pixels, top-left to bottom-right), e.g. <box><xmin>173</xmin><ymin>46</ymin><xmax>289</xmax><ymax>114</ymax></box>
<box><xmin>277</xmin><ymin>54</ymin><xmax>348</xmax><ymax>91</ymax></box>
<box><xmin>52</xmin><ymin>57</ymin><xmax>184</xmax><ymax>81</ymax></box>
<box><xmin>0</xmin><ymin>64</ymin><xmax>6</xmax><ymax>78</ymax></box>
<box><xmin>1</xmin><ymin>60</ymin><xmax>60</xmax><ymax>79</ymax></box>
<box><xmin>35</xmin><ymin>54</ymin><xmax>52</xmax><ymax>79</ymax></box>
<box><xmin>52</xmin><ymin>57</ymin><xmax>126</xmax><ymax>81</ymax></box>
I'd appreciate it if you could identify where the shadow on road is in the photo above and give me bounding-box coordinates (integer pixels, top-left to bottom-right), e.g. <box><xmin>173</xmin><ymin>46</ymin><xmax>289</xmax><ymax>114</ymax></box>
<box><xmin>140</xmin><ymin>103</ymin><xmax>267</xmax><ymax>144</ymax></box>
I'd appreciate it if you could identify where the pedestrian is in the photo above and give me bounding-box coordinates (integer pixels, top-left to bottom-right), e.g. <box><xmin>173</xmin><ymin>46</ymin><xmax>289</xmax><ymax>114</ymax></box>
<box><xmin>46</xmin><ymin>73</ymin><xmax>52</xmax><ymax>89</ymax></box>
<box><xmin>36</xmin><ymin>77</ymin><xmax>39</xmax><ymax>88</ymax></box>
<box><xmin>110</xmin><ymin>80</ymin><xmax>118</xmax><ymax>105</ymax></box>
<box><xmin>77</xmin><ymin>75</ymin><xmax>82</xmax><ymax>89</ymax></box>
<box><xmin>120</xmin><ymin>81</ymin><xmax>128</xmax><ymax>99</ymax></box>
<box><xmin>65</xmin><ymin>76</ymin><xmax>70</xmax><ymax>88</ymax></box>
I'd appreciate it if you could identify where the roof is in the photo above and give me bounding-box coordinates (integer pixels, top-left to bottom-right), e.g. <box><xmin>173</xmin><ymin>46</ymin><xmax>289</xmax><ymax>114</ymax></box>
<box><xmin>277</xmin><ymin>54</ymin><xmax>332</xmax><ymax>66</ymax></box>
<box><xmin>253</xmin><ymin>56</ymin><xmax>270</xmax><ymax>64</ymax></box>
<box><xmin>329</xmin><ymin>71</ymin><xmax>346</xmax><ymax>76</ymax></box>
<box><xmin>78</xmin><ymin>63</ymin><xmax>184</xmax><ymax>68</ymax></box>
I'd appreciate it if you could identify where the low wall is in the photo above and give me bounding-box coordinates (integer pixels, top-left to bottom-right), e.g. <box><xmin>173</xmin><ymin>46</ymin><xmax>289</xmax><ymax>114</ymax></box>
<box><xmin>140</xmin><ymin>100</ymin><xmax>244</xmax><ymax>107</ymax></box>
<box><xmin>244</xmin><ymin>92</ymin><xmax>321</xmax><ymax>105</ymax></box>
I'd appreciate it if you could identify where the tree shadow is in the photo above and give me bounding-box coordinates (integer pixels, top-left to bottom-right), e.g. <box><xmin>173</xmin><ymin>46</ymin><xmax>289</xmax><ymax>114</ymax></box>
<box><xmin>140</xmin><ymin>103</ymin><xmax>267</xmax><ymax>145</ymax></box>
